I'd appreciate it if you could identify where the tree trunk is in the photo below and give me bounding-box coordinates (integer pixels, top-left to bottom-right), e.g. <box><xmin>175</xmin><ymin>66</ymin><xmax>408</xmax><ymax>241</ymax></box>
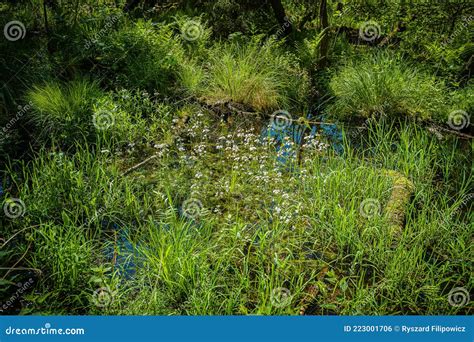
<box><xmin>269</xmin><ymin>0</ymin><xmax>292</xmax><ymax>37</ymax></box>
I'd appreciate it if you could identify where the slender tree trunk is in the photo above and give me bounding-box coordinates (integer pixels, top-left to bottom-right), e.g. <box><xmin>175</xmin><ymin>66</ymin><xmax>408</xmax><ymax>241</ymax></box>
<box><xmin>43</xmin><ymin>0</ymin><xmax>49</xmax><ymax>35</ymax></box>
<box><xmin>44</xmin><ymin>0</ymin><xmax>58</xmax><ymax>54</ymax></box>
<box><xmin>269</xmin><ymin>0</ymin><xmax>293</xmax><ymax>37</ymax></box>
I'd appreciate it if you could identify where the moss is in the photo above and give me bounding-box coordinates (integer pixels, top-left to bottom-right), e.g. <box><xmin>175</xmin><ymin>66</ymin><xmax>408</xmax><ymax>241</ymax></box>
<box><xmin>382</xmin><ymin>170</ymin><xmax>415</xmax><ymax>236</ymax></box>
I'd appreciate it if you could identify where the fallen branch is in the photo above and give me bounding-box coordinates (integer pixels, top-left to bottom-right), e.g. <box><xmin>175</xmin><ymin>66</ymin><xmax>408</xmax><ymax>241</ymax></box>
<box><xmin>427</xmin><ymin>124</ymin><xmax>473</xmax><ymax>140</ymax></box>
<box><xmin>122</xmin><ymin>154</ymin><xmax>159</xmax><ymax>176</ymax></box>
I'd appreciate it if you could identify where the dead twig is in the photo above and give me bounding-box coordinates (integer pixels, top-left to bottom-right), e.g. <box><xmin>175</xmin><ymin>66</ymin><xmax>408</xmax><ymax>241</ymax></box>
<box><xmin>427</xmin><ymin>124</ymin><xmax>473</xmax><ymax>140</ymax></box>
<box><xmin>122</xmin><ymin>154</ymin><xmax>159</xmax><ymax>176</ymax></box>
<box><xmin>1</xmin><ymin>242</ymin><xmax>34</xmax><ymax>280</ymax></box>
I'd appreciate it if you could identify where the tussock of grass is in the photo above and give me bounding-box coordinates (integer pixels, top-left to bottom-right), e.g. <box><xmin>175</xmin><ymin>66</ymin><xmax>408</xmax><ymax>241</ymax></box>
<box><xmin>26</xmin><ymin>79</ymin><xmax>104</xmax><ymax>147</ymax></box>
<box><xmin>26</xmin><ymin>81</ymin><xmax>172</xmax><ymax>149</ymax></box>
<box><xmin>327</xmin><ymin>53</ymin><xmax>448</xmax><ymax>121</ymax></box>
<box><xmin>181</xmin><ymin>38</ymin><xmax>310</xmax><ymax>112</ymax></box>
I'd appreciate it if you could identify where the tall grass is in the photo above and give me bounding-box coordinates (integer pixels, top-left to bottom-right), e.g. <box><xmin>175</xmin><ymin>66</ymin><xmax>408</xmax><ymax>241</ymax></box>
<box><xmin>327</xmin><ymin>53</ymin><xmax>448</xmax><ymax>121</ymax></box>
<box><xmin>26</xmin><ymin>81</ymin><xmax>173</xmax><ymax>151</ymax></box>
<box><xmin>26</xmin><ymin>79</ymin><xmax>104</xmax><ymax>147</ymax></box>
<box><xmin>1</xmin><ymin>2</ymin><xmax>471</xmax><ymax>317</ymax></box>
<box><xmin>4</xmin><ymin>116</ymin><xmax>470</xmax><ymax>315</ymax></box>
<box><xmin>180</xmin><ymin>37</ymin><xmax>310</xmax><ymax>112</ymax></box>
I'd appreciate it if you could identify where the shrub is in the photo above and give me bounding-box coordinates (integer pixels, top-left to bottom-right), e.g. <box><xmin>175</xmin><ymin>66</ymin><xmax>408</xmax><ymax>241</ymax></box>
<box><xmin>327</xmin><ymin>53</ymin><xmax>448</xmax><ymax>121</ymax></box>
<box><xmin>295</xmin><ymin>30</ymin><xmax>327</xmax><ymax>69</ymax></box>
<box><xmin>173</xmin><ymin>15</ymin><xmax>212</xmax><ymax>55</ymax></box>
<box><xmin>95</xmin><ymin>20</ymin><xmax>184</xmax><ymax>92</ymax></box>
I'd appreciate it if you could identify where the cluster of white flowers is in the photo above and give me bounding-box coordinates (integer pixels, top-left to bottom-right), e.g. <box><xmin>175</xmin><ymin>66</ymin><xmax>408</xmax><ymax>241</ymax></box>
<box><xmin>302</xmin><ymin>135</ymin><xmax>330</xmax><ymax>152</ymax></box>
<box><xmin>149</xmin><ymin>108</ymin><xmax>331</xmax><ymax>226</ymax></box>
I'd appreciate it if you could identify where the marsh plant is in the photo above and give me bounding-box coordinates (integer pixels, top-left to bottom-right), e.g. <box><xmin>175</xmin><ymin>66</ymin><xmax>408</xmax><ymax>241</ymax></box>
<box><xmin>0</xmin><ymin>0</ymin><xmax>472</xmax><ymax>316</ymax></box>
